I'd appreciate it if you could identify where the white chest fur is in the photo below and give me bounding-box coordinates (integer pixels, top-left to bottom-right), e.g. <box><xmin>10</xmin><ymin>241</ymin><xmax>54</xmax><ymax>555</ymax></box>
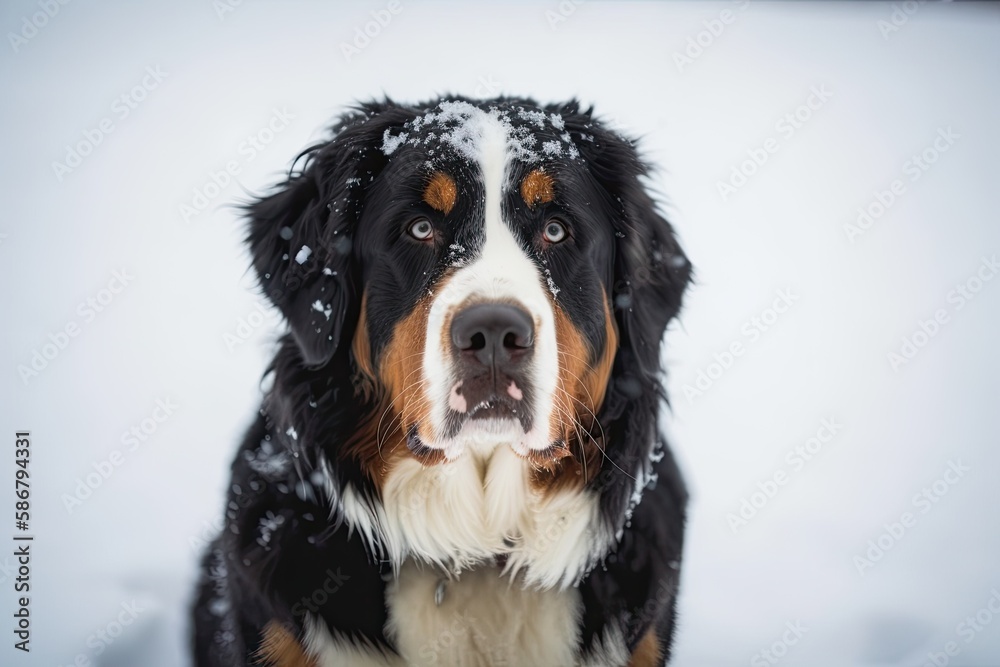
<box><xmin>339</xmin><ymin>441</ymin><xmax>607</xmax><ymax>590</ymax></box>
<box><xmin>389</xmin><ymin>560</ymin><xmax>583</xmax><ymax>666</ymax></box>
<box><xmin>312</xmin><ymin>441</ymin><xmax>619</xmax><ymax>665</ymax></box>
<box><xmin>305</xmin><ymin>561</ymin><xmax>583</xmax><ymax>666</ymax></box>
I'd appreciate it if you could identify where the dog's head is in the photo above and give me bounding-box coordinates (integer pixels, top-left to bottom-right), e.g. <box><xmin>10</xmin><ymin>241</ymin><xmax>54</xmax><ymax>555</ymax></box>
<box><xmin>247</xmin><ymin>97</ymin><xmax>689</xmax><ymax>487</ymax></box>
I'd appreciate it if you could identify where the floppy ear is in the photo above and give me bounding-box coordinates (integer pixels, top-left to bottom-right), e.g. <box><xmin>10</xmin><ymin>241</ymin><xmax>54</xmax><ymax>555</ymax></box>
<box><xmin>553</xmin><ymin>101</ymin><xmax>692</xmax><ymax>392</ymax></box>
<box><xmin>245</xmin><ymin>103</ymin><xmax>410</xmax><ymax>367</ymax></box>
<box><xmin>610</xmin><ymin>164</ymin><xmax>691</xmax><ymax>388</ymax></box>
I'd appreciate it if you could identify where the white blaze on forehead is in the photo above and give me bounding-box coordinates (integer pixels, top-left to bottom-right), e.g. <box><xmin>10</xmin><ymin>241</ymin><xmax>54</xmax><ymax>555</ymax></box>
<box><xmin>420</xmin><ymin>107</ymin><xmax>560</xmax><ymax>456</ymax></box>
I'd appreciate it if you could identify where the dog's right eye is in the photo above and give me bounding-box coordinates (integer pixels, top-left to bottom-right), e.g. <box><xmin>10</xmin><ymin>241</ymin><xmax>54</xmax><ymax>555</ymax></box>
<box><xmin>407</xmin><ymin>217</ymin><xmax>434</xmax><ymax>241</ymax></box>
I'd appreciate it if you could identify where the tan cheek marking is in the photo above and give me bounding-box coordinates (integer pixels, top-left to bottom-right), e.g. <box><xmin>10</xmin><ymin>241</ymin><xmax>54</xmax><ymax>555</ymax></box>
<box><xmin>554</xmin><ymin>293</ymin><xmax>618</xmax><ymax>427</ymax></box>
<box><xmin>577</xmin><ymin>294</ymin><xmax>618</xmax><ymax>417</ymax></box>
<box><xmin>552</xmin><ymin>306</ymin><xmax>592</xmax><ymax>448</ymax></box>
<box><xmin>381</xmin><ymin>297</ymin><xmax>433</xmax><ymax>438</ymax></box>
<box><xmin>345</xmin><ymin>274</ymin><xmax>459</xmax><ymax>488</ymax></box>
<box><xmin>627</xmin><ymin>628</ymin><xmax>662</xmax><ymax>667</ymax></box>
<box><xmin>351</xmin><ymin>291</ymin><xmax>376</xmax><ymax>401</ymax></box>
<box><xmin>346</xmin><ymin>297</ymin><xmax>435</xmax><ymax>485</ymax></box>
<box><xmin>257</xmin><ymin>621</ymin><xmax>318</xmax><ymax>667</ymax></box>
<box><xmin>423</xmin><ymin>171</ymin><xmax>458</xmax><ymax>214</ymax></box>
<box><xmin>520</xmin><ymin>168</ymin><xmax>555</xmax><ymax>207</ymax></box>
<box><xmin>535</xmin><ymin>291</ymin><xmax>619</xmax><ymax>489</ymax></box>
<box><xmin>523</xmin><ymin>440</ymin><xmax>573</xmax><ymax>473</ymax></box>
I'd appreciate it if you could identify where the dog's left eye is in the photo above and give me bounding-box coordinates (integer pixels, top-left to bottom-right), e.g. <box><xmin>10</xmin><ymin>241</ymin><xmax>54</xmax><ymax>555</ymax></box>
<box><xmin>543</xmin><ymin>219</ymin><xmax>568</xmax><ymax>244</ymax></box>
<box><xmin>407</xmin><ymin>217</ymin><xmax>434</xmax><ymax>241</ymax></box>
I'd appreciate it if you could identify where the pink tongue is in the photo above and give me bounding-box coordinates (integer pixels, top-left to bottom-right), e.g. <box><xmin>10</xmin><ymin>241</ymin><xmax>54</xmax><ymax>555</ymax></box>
<box><xmin>507</xmin><ymin>381</ymin><xmax>523</xmax><ymax>401</ymax></box>
<box><xmin>449</xmin><ymin>381</ymin><xmax>467</xmax><ymax>413</ymax></box>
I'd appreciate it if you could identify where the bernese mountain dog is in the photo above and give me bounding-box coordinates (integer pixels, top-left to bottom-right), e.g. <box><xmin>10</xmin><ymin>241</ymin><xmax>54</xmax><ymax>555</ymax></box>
<box><xmin>192</xmin><ymin>96</ymin><xmax>691</xmax><ymax>667</ymax></box>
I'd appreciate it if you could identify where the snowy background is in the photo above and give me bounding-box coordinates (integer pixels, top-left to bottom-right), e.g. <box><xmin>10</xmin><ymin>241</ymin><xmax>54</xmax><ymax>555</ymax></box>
<box><xmin>2</xmin><ymin>1</ymin><xmax>999</xmax><ymax>665</ymax></box>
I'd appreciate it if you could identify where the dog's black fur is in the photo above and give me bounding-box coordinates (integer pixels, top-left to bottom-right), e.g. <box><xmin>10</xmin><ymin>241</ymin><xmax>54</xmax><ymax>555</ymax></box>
<box><xmin>192</xmin><ymin>96</ymin><xmax>691</xmax><ymax>666</ymax></box>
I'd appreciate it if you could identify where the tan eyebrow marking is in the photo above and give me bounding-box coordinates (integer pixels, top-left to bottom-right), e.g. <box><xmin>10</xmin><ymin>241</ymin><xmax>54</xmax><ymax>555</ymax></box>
<box><xmin>520</xmin><ymin>169</ymin><xmax>555</xmax><ymax>208</ymax></box>
<box><xmin>422</xmin><ymin>172</ymin><xmax>458</xmax><ymax>215</ymax></box>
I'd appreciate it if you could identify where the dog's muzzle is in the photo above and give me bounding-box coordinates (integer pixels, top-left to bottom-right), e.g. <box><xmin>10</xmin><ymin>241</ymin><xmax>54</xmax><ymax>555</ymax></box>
<box><xmin>447</xmin><ymin>302</ymin><xmax>534</xmax><ymax>431</ymax></box>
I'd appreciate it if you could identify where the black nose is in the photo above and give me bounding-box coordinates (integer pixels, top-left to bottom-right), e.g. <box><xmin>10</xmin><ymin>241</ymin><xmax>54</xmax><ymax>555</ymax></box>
<box><xmin>451</xmin><ymin>303</ymin><xmax>534</xmax><ymax>368</ymax></box>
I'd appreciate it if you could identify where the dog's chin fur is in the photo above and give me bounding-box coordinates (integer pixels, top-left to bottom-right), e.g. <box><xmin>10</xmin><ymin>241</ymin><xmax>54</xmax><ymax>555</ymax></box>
<box><xmin>420</xmin><ymin>416</ymin><xmax>553</xmax><ymax>459</ymax></box>
<box><xmin>192</xmin><ymin>96</ymin><xmax>692</xmax><ymax>667</ymax></box>
<box><xmin>443</xmin><ymin>417</ymin><xmax>527</xmax><ymax>449</ymax></box>
<box><xmin>339</xmin><ymin>438</ymin><xmax>606</xmax><ymax>588</ymax></box>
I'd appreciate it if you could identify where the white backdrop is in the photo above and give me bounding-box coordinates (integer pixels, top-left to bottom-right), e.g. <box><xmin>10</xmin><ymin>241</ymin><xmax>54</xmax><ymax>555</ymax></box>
<box><xmin>1</xmin><ymin>1</ymin><xmax>998</xmax><ymax>665</ymax></box>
